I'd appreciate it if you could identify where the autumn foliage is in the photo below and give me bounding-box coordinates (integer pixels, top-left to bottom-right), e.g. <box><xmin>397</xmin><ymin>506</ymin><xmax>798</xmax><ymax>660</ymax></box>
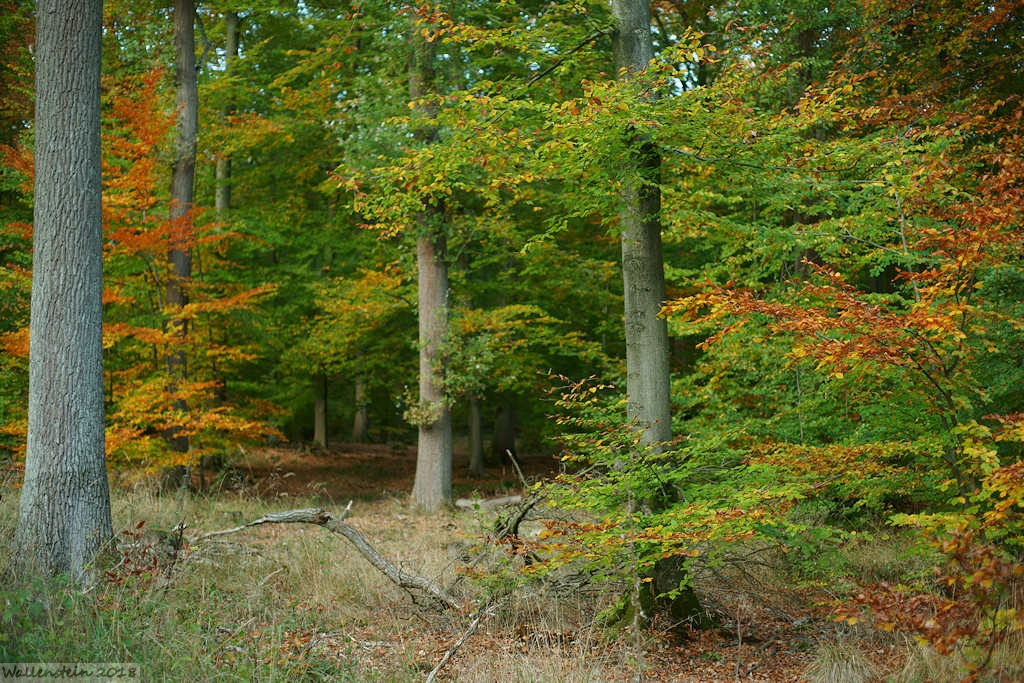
<box><xmin>0</xmin><ymin>0</ymin><xmax>1022</xmax><ymax>676</ymax></box>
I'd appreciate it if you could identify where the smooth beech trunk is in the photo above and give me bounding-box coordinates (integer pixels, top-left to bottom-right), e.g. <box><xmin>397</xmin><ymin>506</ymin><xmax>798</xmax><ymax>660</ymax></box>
<box><xmin>467</xmin><ymin>394</ymin><xmax>485</xmax><ymax>478</ymax></box>
<box><xmin>612</xmin><ymin>0</ymin><xmax>672</xmax><ymax>448</ymax></box>
<box><xmin>492</xmin><ymin>401</ymin><xmax>517</xmax><ymax>464</ymax></box>
<box><xmin>612</xmin><ymin>0</ymin><xmax>703</xmax><ymax>631</ymax></box>
<box><xmin>412</xmin><ymin>233</ymin><xmax>453</xmax><ymax>510</ymax></box>
<box><xmin>408</xmin><ymin>19</ymin><xmax>452</xmax><ymax>511</ymax></box>
<box><xmin>619</xmin><ymin>169</ymin><xmax>672</xmax><ymax>447</ymax></box>
<box><xmin>16</xmin><ymin>0</ymin><xmax>112</xmax><ymax>580</ymax></box>
<box><xmin>352</xmin><ymin>376</ymin><xmax>369</xmax><ymax>443</ymax></box>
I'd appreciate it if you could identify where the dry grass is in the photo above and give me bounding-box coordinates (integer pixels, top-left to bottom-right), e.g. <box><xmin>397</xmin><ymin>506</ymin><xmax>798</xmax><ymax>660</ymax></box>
<box><xmin>801</xmin><ymin>640</ymin><xmax>880</xmax><ymax>683</ymax></box>
<box><xmin>445</xmin><ymin>590</ymin><xmax>635</xmax><ymax>682</ymax></box>
<box><xmin>0</xmin><ymin>480</ymin><xmax>636</xmax><ymax>680</ymax></box>
<box><xmin>8</xmin><ymin>467</ymin><xmax>1019</xmax><ymax>681</ymax></box>
<box><xmin>889</xmin><ymin>631</ymin><xmax>1024</xmax><ymax>683</ymax></box>
<box><xmin>1</xmin><ymin>476</ymin><xmax>754</xmax><ymax>680</ymax></box>
<box><xmin>890</xmin><ymin>639</ymin><xmax>967</xmax><ymax>683</ymax></box>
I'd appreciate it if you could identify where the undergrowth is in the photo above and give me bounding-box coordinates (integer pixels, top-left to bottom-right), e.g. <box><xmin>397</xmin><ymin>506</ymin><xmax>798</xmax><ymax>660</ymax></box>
<box><xmin>3</xmin><ymin>473</ymin><xmax>1019</xmax><ymax>681</ymax></box>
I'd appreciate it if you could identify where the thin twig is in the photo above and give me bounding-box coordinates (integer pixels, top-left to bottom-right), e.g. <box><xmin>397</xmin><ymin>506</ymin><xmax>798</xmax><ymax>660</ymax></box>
<box><xmin>506</xmin><ymin>449</ymin><xmax>528</xmax><ymax>488</ymax></box>
<box><xmin>525</xmin><ymin>29</ymin><xmax>611</xmax><ymax>88</ymax></box>
<box><xmin>424</xmin><ymin>598</ymin><xmax>499</xmax><ymax>683</ymax></box>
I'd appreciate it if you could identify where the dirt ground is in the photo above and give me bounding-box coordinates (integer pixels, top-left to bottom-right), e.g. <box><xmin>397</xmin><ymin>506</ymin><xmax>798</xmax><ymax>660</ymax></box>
<box><xmin>231</xmin><ymin>442</ymin><xmax>560</xmax><ymax>503</ymax></box>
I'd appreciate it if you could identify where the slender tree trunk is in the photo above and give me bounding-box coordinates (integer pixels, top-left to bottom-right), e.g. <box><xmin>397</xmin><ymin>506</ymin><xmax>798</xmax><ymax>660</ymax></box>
<box><xmin>165</xmin><ymin>0</ymin><xmax>198</xmax><ymax>454</ymax></box>
<box><xmin>613</xmin><ymin>0</ymin><xmax>672</xmax><ymax>448</ymax></box>
<box><xmin>352</xmin><ymin>376</ymin><xmax>369</xmax><ymax>443</ymax></box>
<box><xmin>313</xmin><ymin>372</ymin><xmax>328</xmax><ymax>448</ymax></box>
<box><xmin>467</xmin><ymin>394</ymin><xmax>485</xmax><ymax>478</ymax></box>
<box><xmin>16</xmin><ymin>0</ymin><xmax>111</xmax><ymax>580</ymax></box>
<box><xmin>409</xmin><ymin>16</ymin><xmax>452</xmax><ymax>511</ymax></box>
<box><xmin>215</xmin><ymin>11</ymin><xmax>238</xmax><ymax>215</ymax></box>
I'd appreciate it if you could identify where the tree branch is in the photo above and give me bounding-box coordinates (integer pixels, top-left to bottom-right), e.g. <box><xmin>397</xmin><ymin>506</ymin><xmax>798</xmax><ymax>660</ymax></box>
<box><xmin>194</xmin><ymin>10</ymin><xmax>214</xmax><ymax>70</ymax></box>
<box><xmin>525</xmin><ymin>29</ymin><xmax>611</xmax><ymax>88</ymax></box>
<box><xmin>425</xmin><ymin>598</ymin><xmax>497</xmax><ymax>683</ymax></box>
<box><xmin>193</xmin><ymin>502</ymin><xmax>463</xmax><ymax>610</ymax></box>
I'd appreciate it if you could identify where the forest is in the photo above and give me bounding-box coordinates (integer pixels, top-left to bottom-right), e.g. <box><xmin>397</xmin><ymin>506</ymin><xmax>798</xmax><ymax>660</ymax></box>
<box><xmin>1</xmin><ymin>0</ymin><xmax>1023</xmax><ymax>680</ymax></box>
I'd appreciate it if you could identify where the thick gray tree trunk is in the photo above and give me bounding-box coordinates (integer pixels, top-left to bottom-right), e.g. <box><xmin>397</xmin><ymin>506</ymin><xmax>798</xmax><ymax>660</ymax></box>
<box><xmin>409</xmin><ymin>20</ymin><xmax>452</xmax><ymax>511</ymax></box>
<box><xmin>165</xmin><ymin>0</ymin><xmax>198</xmax><ymax>453</ymax></box>
<box><xmin>612</xmin><ymin>0</ymin><xmax>672</xmax><ymax>448</ymax></box>
<box><xmin>16</xmin><ymin>0</ymin><xmax>112</xmax><ymax>580</ymax></box>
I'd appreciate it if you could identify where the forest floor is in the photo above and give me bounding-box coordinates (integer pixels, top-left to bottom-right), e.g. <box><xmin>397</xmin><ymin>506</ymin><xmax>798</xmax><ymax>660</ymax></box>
<box><xmin>235</xmin><ymin>442</ymin><xmax>557</xmax><ymax>503</ymax></box>
<box><xmin>3</xmin><ymin>444</ymin><xmax>971</xmax><ymax>681</ymax></box>
<box><xmin>211</xmin><ymin>444</ymin><xmax>909</xmax><ymax>682</ymax></box>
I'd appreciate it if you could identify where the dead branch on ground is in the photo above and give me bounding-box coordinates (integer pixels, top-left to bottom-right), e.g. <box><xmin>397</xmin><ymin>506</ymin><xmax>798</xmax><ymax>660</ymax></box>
<box><xmin>454</xmin><ymin>495</ymin><xmax>522</xmax><ymax>511</ymax></box>
<box><xmin>426</xmin><ymin>596</ymin><xmax>502</xmax><ymax>683</ymax></box>
<box><xmin>192</xmin><ymin>501</ymin><xmax>463</xmax><ymax>610</ymax></box>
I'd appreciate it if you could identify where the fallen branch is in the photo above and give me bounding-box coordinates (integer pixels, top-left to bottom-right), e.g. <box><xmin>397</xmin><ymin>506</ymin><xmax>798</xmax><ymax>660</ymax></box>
<box><xmin>193</xmin><ymin>502</ymin><xmax>463</xmax><ymax>611</ymax></box>
<box><xmin>194</xmin><ymin>506</ymin><xmax>339</xmax><ymax>541</ymax></box>
<box><xmin>446</xmin><ymin>492</ymin><xmax>540</xmax><ymax>594</ymax></box>
<box><xmin>454</xmin><ymin>495</ymin><xmax>522</xmax><ymax>511</ymax></box>
<box><xmin>425</xmin><ymin>597</ymin><xmax>498</xmax><ymax>683</ymax></box>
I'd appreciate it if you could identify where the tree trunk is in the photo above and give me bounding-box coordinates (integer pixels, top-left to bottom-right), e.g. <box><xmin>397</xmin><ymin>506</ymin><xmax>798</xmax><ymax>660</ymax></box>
<box><xmin>352</xmin><ymin>376</ymin><xmax>369</xmax><ymax>443</ymax></box>
<box><xmin>612</xmin><ymin>0</ymin><xmax>672</xmax><ymax>449</ymax></box>
<box><xmin>215</xmin><ymin>11</ymin><xmax>238</xmax><ymax>215</ymax></box>
<box><xmin>412</xmin><ymin>232</ymin><xmax>453</xmax><ymax>511</ymax></box>
<box><xmin>409</xmin><ymin>16</ymin><xmax>452</xmax><ymax>512</ymax></box>
<box><xmin>314</xmin><ymin>372</ymin><xmax>328</xmax><ymax>448</ymax></box>
<box><xmin>611</xmin><ymin>0</ymin><xmax>703</xmax><ymax>632</ymax></box>
<box><xmin>16</xmin><ymin>0</ymin><xmax>112</xmax><ymax>580</ymax></box>
<box><xmin>620</xmin><ymin>168</ymin><xmax>672</xmax><ymax>447</ymax></box>
<box><xmin>467</xmin><ymin>394</ymin><xmax>485</xmax><ymax>478</ymax></box>
<box><xmin>492</xmin><ymin>401</ymin><xmax>517</xmax><ymax>466</ymax></box>
<box><xmin>165</xmin><ymin>0</ymin><xmax>198</xmax><ymax>454</ymax></box>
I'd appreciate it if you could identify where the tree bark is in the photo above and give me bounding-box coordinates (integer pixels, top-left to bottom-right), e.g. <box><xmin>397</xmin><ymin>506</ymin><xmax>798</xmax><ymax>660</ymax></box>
<box><xmin>611</xmin><ymin>0</ymin><xmax>703</xmax><ymax>632</ymax></box>
<box><xmin>16</xmin><ymin>0</ymin><xmax>112</xmax><ymax>580</ymax></box>
<box><xmin>613</xmin><ymin>0</ymin><xmax>672</xmax><ymax>448</ymax></box>
<box><xmin>409</xmin><ymin>16</ymin><xmax>452</xmax><ymax>512</ymax></box>
<box><xmin>165</xmin><ymin>0</ymin><xmax>198</xmax><ymax>454</ymax></box>
<box><xmin>492</xmin><ymin>401</ymin><xmax>517</xmax><ymax>465</ymax></box>
<box><xmin>412</xmin><ymin>232</ymin><xmax>453</xmax><ymax>511</ymax></box>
